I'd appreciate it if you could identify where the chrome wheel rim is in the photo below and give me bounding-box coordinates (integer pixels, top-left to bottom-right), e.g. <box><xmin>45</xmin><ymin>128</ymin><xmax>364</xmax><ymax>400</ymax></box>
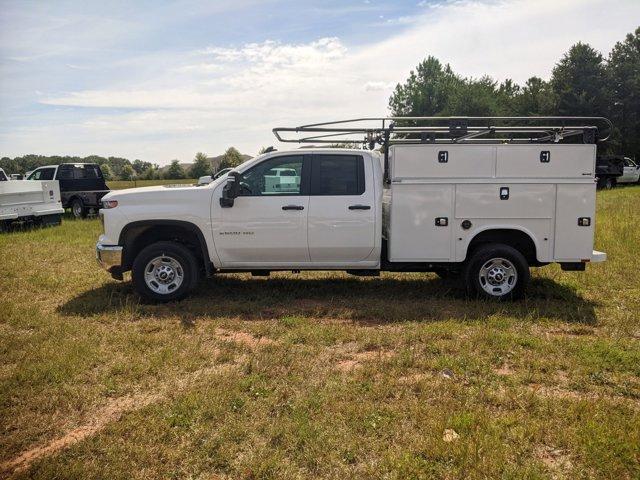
<box><xmin>73</xmin><ymin>203</ymin><xmax>82</xmax><ymax>216</ymax></box>
<box><xmin>144</xmin><ymin>255</ymin><xmax>184</xmax><ymax>295</ymax></box>
<box><xmin>478</xmin><ymin>257</ymin><xmax>517</xmax><ymax>296</ymax></box>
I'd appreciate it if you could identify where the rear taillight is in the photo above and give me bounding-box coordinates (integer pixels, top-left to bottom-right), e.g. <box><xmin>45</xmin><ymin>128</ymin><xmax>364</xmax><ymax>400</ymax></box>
<box><xmin>102</xmin><ymin>200</ymin><xmax>118</xmax><ymax>209</ymax></box>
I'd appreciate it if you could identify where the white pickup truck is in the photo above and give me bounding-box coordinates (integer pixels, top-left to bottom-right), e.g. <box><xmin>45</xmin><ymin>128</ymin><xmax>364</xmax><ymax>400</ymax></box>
<box><xmin>0</xmin><ymin>179</ymin><xmax>64</xmax><ymax>231</ymax></box>
<box><xmin>97</xmin><ymin>116</ymin><xmax>608</xmax><ymax>302</ymax></box>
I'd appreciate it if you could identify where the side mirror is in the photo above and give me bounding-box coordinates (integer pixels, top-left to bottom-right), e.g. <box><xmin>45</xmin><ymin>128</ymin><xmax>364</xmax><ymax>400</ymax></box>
<box><xmin>220</xmin><ymin>171</ymin><xmax>240</xmax><ymax>207</ymax></box>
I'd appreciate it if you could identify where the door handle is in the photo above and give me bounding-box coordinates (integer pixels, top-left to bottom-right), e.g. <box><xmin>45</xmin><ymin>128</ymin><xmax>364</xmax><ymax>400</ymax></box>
<box><xmin>348</xmin><ymin>205</ymin><xmax>371</xmax><ymax>210</ymax></box>
<box><xmin>282</xmin><ymin>205</ymin><xmax>304</xmax><ymax>210</ymax></box>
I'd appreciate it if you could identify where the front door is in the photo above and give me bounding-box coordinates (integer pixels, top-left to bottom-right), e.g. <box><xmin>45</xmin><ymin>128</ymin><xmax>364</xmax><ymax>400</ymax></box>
<box><xmin>621</xmin><ymin>158</ymin><xmax>639</xmax><ymax>183</ymax></box>
<box><xmin>307</xmin><ymin>153</ymin><xmax>376</xmax><ymax>263</ymax></box>
<box><xmin>214</xmin><ymin>154</ymin><xmax>310</xmax><ymax>266</ymax></box>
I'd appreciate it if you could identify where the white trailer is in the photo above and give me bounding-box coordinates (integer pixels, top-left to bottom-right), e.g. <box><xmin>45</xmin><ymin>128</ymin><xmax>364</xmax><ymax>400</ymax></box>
<box><xmin>0</xmin><ymin>180</ymin><xmax>64</xmax><ymax>231</ymax></box>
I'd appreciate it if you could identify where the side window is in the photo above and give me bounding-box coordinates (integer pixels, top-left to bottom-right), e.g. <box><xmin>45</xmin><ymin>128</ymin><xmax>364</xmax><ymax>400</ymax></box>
<box><xmin>0</xmin><ymin>170</ymin><xmax>7</xmax><ymax>181</ymax></box>
<box><xmin>311</xmin><ymin>155</ymin><xmax>364</xmax><ymax>196</ymax></box>
<box><xmin>40</xmin><ymin>168</ymin><xmax>55</xmax><ymax>180</ymax></box>
<box><xmin>239</xmin><ymin>155</ymin><xmax>304</xmax><ymax>196</ymax></box>
<box><xmin>57</xmin><ymin>166</ymin><xmax>73</xmax><ymax>179</ymax></box>
<box><xmin>30</xmin><ymin>168</ymin><xmax>55</xmax><ymax>180</ymax></box>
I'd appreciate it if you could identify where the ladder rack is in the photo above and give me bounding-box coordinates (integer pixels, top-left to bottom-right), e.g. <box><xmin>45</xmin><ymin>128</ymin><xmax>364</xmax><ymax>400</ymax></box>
<box><xmin>272</xmin><ymin>116</ymin><xmax>613</xmax><ymax>149</ymax></box>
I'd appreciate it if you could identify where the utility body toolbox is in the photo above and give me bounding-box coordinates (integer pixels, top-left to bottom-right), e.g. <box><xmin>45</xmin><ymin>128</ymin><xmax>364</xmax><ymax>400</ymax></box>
<box><xmin>0</xmin><ymin>180</ymin><xmax>64</xmax><ymax>230</ymax></box>
<box><xmin>386</xmin><ymin>144</ymin><xmax>597</xmax><ymax>264</ymax></box>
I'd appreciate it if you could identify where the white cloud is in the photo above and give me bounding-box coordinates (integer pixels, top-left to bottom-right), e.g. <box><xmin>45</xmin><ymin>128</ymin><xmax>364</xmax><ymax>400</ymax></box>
<box><xmin>5</xmin><ymin>0</ymin><xmax>640</xmax><ymax>163</ymax></box>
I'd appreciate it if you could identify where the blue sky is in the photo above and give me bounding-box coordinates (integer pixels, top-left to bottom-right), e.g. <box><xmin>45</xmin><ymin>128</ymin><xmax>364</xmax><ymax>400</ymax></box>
<box><xmin>1</xmin><ymin>0</ymin><xmax>639</xmax><ymax>164</ymax></box>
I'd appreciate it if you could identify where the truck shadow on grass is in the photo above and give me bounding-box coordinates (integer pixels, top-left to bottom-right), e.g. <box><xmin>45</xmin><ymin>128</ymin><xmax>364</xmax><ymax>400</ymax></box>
<box><xmin>59</xmin><ymin>275</ymin><xmax>598</xmax><ymax>325</ymax></box>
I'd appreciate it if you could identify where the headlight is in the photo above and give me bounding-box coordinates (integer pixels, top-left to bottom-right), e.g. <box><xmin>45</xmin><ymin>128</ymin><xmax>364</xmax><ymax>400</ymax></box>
<box><xmin>102</xmin><ymin>200</ymin><xmax>118</xmax><ymax>209</ymax></box>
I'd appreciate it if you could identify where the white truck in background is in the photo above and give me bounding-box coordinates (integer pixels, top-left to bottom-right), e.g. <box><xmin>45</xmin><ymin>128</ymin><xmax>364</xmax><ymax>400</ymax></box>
<box><xmin>0</xmin><ymin>179</ymin><xmax>64</xmax><ymax>231</ymax></box>
<box><xmin>96</xmin><ymin>116</ymin><xmax>608</xmax><ymax>302</ymax></box>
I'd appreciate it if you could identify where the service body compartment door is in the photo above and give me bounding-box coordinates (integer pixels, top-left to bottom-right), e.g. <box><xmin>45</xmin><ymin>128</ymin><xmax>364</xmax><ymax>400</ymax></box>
<box><xmin>455</xmin><ymin>184</ymin><xmax>555</xmax><ymax>219</ymax></box>
<box><xmin>554</xmin><ymin>184</ymin><xmax>595</xmax><ymax>261</ymax></box>
<box><xmin>391</xmin><ymin>145</ymin><xmax>494</xmax><ymax>179</ymax></box>
<box><xmin>389</xmin><ymin>184</ymin><xmax>453</xmax><ymax>261</ymax></box>
<box><xmin>496</xmin><ymin>145</ymin><xmax>596</xmax><ymax>178</ymax></box>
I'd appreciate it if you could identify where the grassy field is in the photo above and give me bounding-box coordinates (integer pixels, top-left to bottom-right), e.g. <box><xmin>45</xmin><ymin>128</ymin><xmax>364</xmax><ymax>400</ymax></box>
<box><xmin>108</xmin><ymin>178</ymin><xmax>197</xmax><ymax>190</ymax></box>
<box><xmin>0</xmin><ymin>186</ymin><xmax>639</xmax><ymax>479</ymax></box>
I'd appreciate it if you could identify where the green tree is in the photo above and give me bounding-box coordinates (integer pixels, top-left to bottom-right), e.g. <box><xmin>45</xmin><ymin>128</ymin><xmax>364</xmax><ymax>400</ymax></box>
<box><xmin>442</xmin><ymin>75</ymin><xmax>501</xmax><ymax>116</ymax></box>
<box><xmin>132</xmin><ymin>159</ymin><xmax>153</xmax><ymax>176</ymax></box>
<box><xmin>165</xmin><ymin>159</ymin><xmax>186</xmax><ymax>179</ymax></box>
<box><xmin>551</xmin><ymin>42</ymin><xmax>609</xmax><ymax>116</ymax></box>
<box><xmin>141</xmin><ymin>166</ymin><xmax>158</xmax><ymax>180</ymax></box>
<box><xmin>607</xmin><ymin>27</ymin><xmax>640</xmax><ymax>159</ymax></box>
<box><xmin>218</xmin><ymin>147</ymin><xmax>243</xmax><ymax>170</ymax></box>
<box><xmin>389</xmin><ymin>56</ymin><xmax>461</xmax><ymax>117</ymax></box>
<box><xmin>106</xmin><ymin>156</ymin><xmax>132</xmax><ymax>179</ymax></box>
<box><xmin>512</xmin><ymin>77</ymin><xmax>554</xmax><ymax>115</ymax></box>
<box><xmin>99</xmin><ymin>164</ymin><xmax>113</xmax><ymax>181</ymax></box>
<box><xmin>120</xmin><ymin>164</ymin><xmax>135</xmax><ymax>181</ymax></box>
<box><xmin>190</xmin><ymin>152</ymin><xmax>211</xmax><ymax>178</ymax></box>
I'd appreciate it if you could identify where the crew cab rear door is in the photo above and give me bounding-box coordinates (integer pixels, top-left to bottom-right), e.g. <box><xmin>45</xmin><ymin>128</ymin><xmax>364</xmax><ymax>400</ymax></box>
<box><xmin>307</xmin><ymin>153</ymin><xmax>376</xmax><ymax>263</ymax></box>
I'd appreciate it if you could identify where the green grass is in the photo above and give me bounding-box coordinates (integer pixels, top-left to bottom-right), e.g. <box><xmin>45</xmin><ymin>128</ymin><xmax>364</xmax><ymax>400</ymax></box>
<box><xmin>0</xmin><ymin>186</ymin><xmax>639</xmax><ymax>479</ymax></box>
<box><xmin>108</xmin><ymin>178</ymin><xmax>197</xmax><ymax>190</ymax></box>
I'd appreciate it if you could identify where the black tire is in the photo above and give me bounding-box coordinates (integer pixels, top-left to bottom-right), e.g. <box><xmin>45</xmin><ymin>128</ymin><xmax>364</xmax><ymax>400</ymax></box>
<box><xmin>71</xmin><ymin>198</ymin><xmax>87</xmax><ymax>218</ymax></box>
<box><xmin>464</xmin><ymin>244</ymin><xmax>529</xmax><ymax>301</ymax></box>
<box><xmin>132</xmin><ymin>241</ymin><xmax>200</xmax><ymax>303</ymax></box>
<box><xmin>604</xmin><ymin>177</ymin><xmax>616</xmax><ymax>190</ymax></box>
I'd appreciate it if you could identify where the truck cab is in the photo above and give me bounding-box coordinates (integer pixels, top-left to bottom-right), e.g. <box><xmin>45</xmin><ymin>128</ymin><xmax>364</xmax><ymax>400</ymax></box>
<box><xmin>96</xmin><ymin>116</ymin><xmax>609</xmax><ymax>303</ymax></box>
<box><xmin>28</xmin><ymin>163</ymin><xmax>110</xmax><ymax>217</ymax></box>
<box><xmin>619</xmin><ymin>157</ymin><xmax>640</xmax><ymax>184</ymax></box>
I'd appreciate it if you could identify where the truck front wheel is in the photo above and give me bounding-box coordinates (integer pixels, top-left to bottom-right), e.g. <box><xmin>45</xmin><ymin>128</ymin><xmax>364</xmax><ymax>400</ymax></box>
<box><xmin>464</xmin><ymin>244</ymin><xmax>529</xmax><ymax>301</ymax></box>
<box><xmin>132</xmin><ymin>241</ymin><xmax>200</xmax><ymax>302</ymax></box>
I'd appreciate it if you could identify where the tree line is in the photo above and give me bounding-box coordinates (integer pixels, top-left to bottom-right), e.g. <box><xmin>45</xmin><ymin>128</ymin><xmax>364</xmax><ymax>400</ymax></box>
<box><xmin>389</xmin><ymin>27</ymin><xmax>639</xmax><ymax>160</ymax></box>
<box><xmin>0</xmin><ymin>147</ymin><xmax>247</xmax><ymax>180</ymax></box>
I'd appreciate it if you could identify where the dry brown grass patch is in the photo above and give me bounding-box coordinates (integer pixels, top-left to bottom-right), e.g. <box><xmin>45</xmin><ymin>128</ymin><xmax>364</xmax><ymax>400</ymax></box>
<box><xmin>534</xmin><ymin>445</ymin><xmax>573</xmax><ymax>479</ymax></box>
<box><xmin>214</xmin><ymin>327</ymin><xmax>277</xmax><ymax>349</ymax></box>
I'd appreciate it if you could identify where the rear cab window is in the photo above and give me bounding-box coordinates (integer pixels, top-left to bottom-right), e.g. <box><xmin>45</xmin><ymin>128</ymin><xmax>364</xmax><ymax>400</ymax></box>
<box><xmin>73</xmin><ymin>164</ymin><xmax>101</xmax><ymax>179</ymax></box>
<box><xmin>310</xmin><ymin>154</ymin><xmax>365</xmax><ymax>196</ymax></box>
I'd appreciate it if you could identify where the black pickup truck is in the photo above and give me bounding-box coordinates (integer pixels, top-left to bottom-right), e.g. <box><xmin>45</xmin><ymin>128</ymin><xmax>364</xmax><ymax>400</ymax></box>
<box><xmin>27</xmin><ymin>163</ymin><xmax>110</xmax><ymax>218</ymax></box>
<box><xmin>595</xmin><ymin>155</ymin><xmax>624</xmax><ymax>189</ymax></box>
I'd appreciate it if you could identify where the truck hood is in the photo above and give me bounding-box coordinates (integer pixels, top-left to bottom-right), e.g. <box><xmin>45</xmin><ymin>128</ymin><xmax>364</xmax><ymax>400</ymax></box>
<box><xmin>102</xmin><ymin>183</ymin><xmax>201</xmax><ymax>201</ymax></box>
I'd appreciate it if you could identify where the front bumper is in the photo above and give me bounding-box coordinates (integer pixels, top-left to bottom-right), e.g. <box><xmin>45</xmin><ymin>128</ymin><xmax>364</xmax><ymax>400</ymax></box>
<box><xmin>96</xmin><ymin>242</ymin><xmax>123</xmax><ymax>279</ymax></box>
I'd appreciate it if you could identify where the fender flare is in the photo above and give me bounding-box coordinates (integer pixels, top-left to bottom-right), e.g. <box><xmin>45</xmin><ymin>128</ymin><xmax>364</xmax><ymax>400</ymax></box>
<box><xmin>462</xmin><ymin>224</ymin><xmax>543</xmax><ymax>263</ymax></box>
<box><xmin>118</xmin><ymin>220</ymin><xmax>214</xmax><ymax>275</ymax></box>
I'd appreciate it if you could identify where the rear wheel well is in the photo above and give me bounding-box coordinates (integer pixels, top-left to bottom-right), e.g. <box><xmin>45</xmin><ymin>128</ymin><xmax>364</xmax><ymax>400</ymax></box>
<box><xmin>467</xmin><ymin>229</ymin><xmax>538</xmax><ymax>264</ymax></box>
<box><xmin>120</xmin><ymin>221</ymin><xmax>212</xmax><ymax>275</ymax></box>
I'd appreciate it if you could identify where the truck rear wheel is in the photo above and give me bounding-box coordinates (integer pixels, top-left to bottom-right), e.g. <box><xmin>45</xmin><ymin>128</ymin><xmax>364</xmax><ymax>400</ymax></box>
<box><xmin>71</xmin><ymin>198</ymin><xmax>87</xmax><ymax>218</ymax></box>
<box><xmin>464</xmin><ymin>244</ymin><xmax>529</xmax><ymax>301</ymax></box>
<box><xmin>132</xmin><ymin>241</ymin><xmax>200</xmax><ymax>302</ymax></box>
